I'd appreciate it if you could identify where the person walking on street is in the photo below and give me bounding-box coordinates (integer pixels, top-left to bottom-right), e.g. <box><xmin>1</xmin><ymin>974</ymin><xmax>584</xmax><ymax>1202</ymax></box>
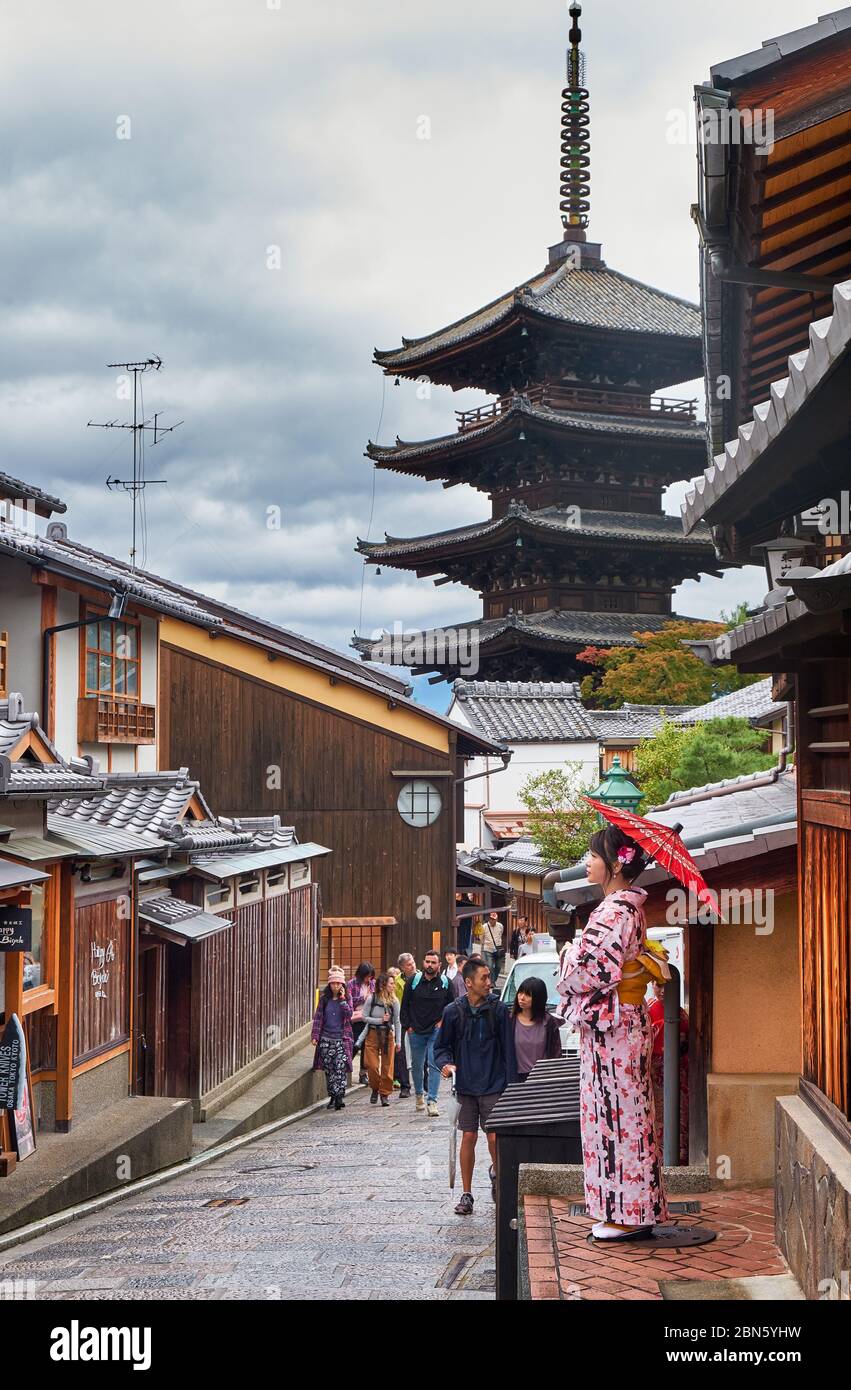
<box><xmin>394</xmin><ymin>953</ymin><xmax>417</xmax><ymax>1097</ymax></box>
<box><xmin>444</xmin><ymin>948</ymin><xmax>459</xmax><ymax>982</ymax></box>
<box><xmin>347</xmin><ymin>961</ymin><xmax>375</xmax><ymax>1085</ymax></box>
<box><xmin>512</xmin><ymin>976</ymin><xmax>563</xmax><ymax>1079</ymax></box>
<box><xmin>435</xmin><ymin>957</ymin><xmax>517</xmax><ymax>1216</ymax></box>
<box><xmin>361</xmin><ymin>971</ymin><xmax>401</xmax><ymax>1107</ymax></box>
<box><xmin>311</xmin><ymin>967</ymin><xmax>354</xmax><ymax>1111</ymax></box>
<box><xmin>449</xmin><ymin>953</ymin><xmax>468</xmax><ymax>1000</ymax></box>
<box><xmin>400</xmin><ymin>949</ymin><xmax>452</xmax><ymax>1116</ymax></box>
<box><xmin>509</xmin><ymin>915</ymin><xmax>526</xmax><ymax>960</ymax></box>
<box><xmin>482</xmin><ymin>911</ymin><xmax>504</xmax><ymax>984</ymax></box>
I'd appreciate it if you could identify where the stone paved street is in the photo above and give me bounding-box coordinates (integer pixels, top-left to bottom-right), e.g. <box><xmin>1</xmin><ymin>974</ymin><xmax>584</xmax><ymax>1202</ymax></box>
<box><xmin>0</xmin><ymin>1086</ymin><xmax>495</xmax><ymax>1301</ymax></box>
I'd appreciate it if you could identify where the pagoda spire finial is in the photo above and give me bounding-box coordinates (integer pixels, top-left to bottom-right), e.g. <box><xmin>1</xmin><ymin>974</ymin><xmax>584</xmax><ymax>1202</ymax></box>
<box><xmin>560</xmin><ymin>1</ymin><xmax>591</xmax><ymax>242</ymax></box>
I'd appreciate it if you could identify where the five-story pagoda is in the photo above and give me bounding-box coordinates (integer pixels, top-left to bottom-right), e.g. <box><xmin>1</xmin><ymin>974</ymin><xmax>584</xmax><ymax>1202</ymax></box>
<box><xmin>356</xmin><ymin>4</ymin><xmax>720</xmax><ymax>682</ymax></box>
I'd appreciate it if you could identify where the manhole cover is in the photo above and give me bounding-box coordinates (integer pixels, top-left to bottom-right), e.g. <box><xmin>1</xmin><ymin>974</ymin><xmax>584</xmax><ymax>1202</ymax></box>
<box><xmin>203</xmin><ymin>1197</ymin><xmax>250</xmax><ymax>1208</ymax></box>
<box><xmin>569</xmin><ymin>1200</ymin><xmax>701</xmax><ymax>1216</ymax></box>
<box><xmin>586</xmin><ymin>1224</ymin><xmax>716</xmax><ymax>1248</ymax></box>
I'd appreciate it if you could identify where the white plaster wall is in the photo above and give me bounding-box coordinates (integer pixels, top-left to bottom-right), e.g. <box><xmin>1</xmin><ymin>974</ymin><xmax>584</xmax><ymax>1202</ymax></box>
<box><xmin>0</xmin><ymin>552</ymin><xmax>43</xmax><ymax>709</ymax></box>
<box><xmin>459</xmin><ymin>740</ymin><xmax>600</xmax><ymax>849</ymax></box>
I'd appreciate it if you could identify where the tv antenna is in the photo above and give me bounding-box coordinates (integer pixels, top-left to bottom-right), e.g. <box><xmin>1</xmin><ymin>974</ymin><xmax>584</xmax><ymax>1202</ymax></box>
<box><xmin>88</xmin><ymin>357</ymin><xmax>183</xmax><ymax>568</ymax></box>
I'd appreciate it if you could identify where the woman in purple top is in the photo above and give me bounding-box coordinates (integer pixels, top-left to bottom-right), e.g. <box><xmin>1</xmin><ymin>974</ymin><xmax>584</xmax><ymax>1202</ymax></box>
<box><xmin>512</xmin><ymin>976</ymin><xmax>563</xmax><ymax>1080</ymax></box>
<box><xmin>312</xmin><ymin>966</ymin><xmax>354</xmax><ymax>1110</ymax></box>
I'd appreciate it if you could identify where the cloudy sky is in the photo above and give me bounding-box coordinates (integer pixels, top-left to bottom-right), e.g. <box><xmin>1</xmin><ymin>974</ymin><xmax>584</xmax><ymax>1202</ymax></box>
<box><xmin>2</xmin><ymin>0</ymin><xmax>806</xmax><ymax>709</ymax></box>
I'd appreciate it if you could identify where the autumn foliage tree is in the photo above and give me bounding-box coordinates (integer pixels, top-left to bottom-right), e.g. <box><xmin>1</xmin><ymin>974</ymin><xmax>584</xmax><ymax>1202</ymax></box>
<box><xmin>577</xmin><ymin>617</ymin><xmax>763</xmax><ymax>709</ymax></box>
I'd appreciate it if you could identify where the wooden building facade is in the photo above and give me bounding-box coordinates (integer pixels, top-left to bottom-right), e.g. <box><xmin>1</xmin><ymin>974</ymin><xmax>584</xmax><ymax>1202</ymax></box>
<box><xmin>157</xmin><ymin>620</ymin><xmax>504</xmax><ymax>971</ymax></box>
<box><xmin>685</xmin><ymin>7</ymin><xmax>851</xmax><ymax>1298</ymax></box>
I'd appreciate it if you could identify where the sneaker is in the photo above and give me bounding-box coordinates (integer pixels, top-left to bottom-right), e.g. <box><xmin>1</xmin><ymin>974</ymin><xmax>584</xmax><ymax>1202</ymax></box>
<box><xmin>427</xmin><ymin>1100</ymin><xmax>439</xmax><ymax>1117</ymax></box>
<box><xmin>454</xmin><ymin>1192</ymin><xmax>475</xmax><ymax>1216</ymax></box>
<box><xmin>489</xmin><ymin>1163</ymin><xmax>497</xmax><ymax>1203</ymax></box>
<box><xmin>415</xmin><ymin>1095</ymin><xmax>425</xmax><ymax>1112</ymax></box>
<box><xmin>326</xmin><ymin>1098</ymin><xmax>335</xmax><ymax>1110</ymax></box>
<box><xmin>370</xmin><ymin>1089</ymin><xmax>379</xmax><ymax>1105</ymax></box>
<box><xmin>333</xmin><ymin>1097</ymin><xmax>345</xmax><ymax>1111</ymax></box>
<box><xmin>380</xmin><ymin>1095</ymin><xmax>390</xmax><ymax>1107</ymax></box>
<box><xmin>359</xmin><ymin>1072</ymin><xmax>369</xmax><ymax>1086</ymax></box>
<box><xmin>398</xmin><ymin>1087</ymin><xmax>411</xmax><ymax>1098</ymax></box>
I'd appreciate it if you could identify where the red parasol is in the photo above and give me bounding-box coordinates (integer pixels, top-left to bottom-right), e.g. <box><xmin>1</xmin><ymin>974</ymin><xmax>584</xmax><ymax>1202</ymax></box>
<box><xmin>584</xmin><ymin>796</ymin><xmax>721</xmax><ymax>919</ymax></box>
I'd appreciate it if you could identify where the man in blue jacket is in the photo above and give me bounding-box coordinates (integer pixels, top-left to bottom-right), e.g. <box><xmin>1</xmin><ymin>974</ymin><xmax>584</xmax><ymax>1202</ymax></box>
<box><xmin>434</xmin><ymin>956</ymin><xmax>517</xmax><ymax>1216</ymax></box>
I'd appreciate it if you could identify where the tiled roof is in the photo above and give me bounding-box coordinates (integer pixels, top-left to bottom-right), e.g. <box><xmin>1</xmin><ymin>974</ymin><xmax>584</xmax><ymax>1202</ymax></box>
<box><xmin>51</xmin><ymin>770</ymin><xmax>206</xmax><ymax>836</ymax></box>
<box><xmin>0</xmin><ymin>694</ymin><xmax>105</xmax><ymax>800</ymax></box>
<box><xmin>359</xmin><ymin>503</ymin><xmax>717</xmax><ymax>561</ymax></box>
<box><xmin>0</xmin><ymin>471</ymin><xmax>66</xmax><ymax>515</ymax></box>
<box><xmin>649</xmin><ymin>766</ymin><xmax>797</xmax><ymax>830</ymax></box>
<box><xmin>669</xmin><ymin>678</ymin><xmax>786</xmax><ymax>727</ymax></box>
<box><xmin>450</xmin><ymin>679</ymin><xmax>598</xmax><ymax>742</ymax></box>
<box><xmin>4</xmin><ymin>762</ymin><xmax>103</xmax><ymax>797</ymax></box>
<box><xmin>682</xmin><ymin>280</ymin><xmax>851</xmax><ymax>535</ymax></box>
<box><xmin>477</xmin><ymin>838</ymin><xmax>557</xmax><ymax>879</ymax></box>
<box><xmin>0</xmin><ymin>521</ymin><xmax>226</xmax><ymax>628</ymax></box>
<box><xmin>367</xmin><ymin>396</ymin><xmax>705</xmax><ymax>466</ymax></box>
<box><xmin>46</xmin><ymin>818</ymin><xmax>167</xmax><ymax>857</ymax></box>
<box><xmin>363</xmin><ymin>610</ymin><xmax>710</xmax><ymax>662</ymax></box>
<box><xmin>587</xmin><ymin>705</ymin><xmax>693</xmax><ymax>740</ymax></box>
<box><xmin>167</xmin><ymin>816</ymin><xmax>296</xmax><ymax>854</ymax></box>
<box><xmin>138</xmin><ymin>894</ymin><xmax>232</xmax><ymax>942</ymax></box>
<box><xmin>375</xmin><ymin>260</ymin><xmax>701</xmax><ymax>370</ymax></box>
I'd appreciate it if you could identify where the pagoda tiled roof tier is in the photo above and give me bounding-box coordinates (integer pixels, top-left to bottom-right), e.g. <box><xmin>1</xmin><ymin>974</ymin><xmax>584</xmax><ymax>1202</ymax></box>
<box><xmin>358</xmin><ymin>502</ymin><xmax>719</xmax><ymax>570</ymax></box>
<box><xmin>355</xmin><ymin>609</ymin><xmax>711</xmax><ymax>682</ymax></box>
<box><xmin>367</xmin><ymin>394</ymin><xmax>706</xmax><ymax>485</ymax></box>
<box><xmin>374</xmin><ymin>258</ymin><xmax>703</xmax><ymax>393</ymax></box>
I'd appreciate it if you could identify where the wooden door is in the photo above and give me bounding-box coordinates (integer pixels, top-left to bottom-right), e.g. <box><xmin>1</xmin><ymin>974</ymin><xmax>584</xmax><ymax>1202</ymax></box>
<box><xmin>135</xmin><ymin>941</ymin><xmax>167</xmax><ymax>1095</ymax></box>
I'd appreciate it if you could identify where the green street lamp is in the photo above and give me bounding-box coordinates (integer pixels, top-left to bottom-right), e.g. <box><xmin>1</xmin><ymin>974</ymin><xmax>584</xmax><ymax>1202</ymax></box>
<box><xmin>590</xmin><ymin>756</ymin><xmax>643</xmax><ymax>816</ymax></box>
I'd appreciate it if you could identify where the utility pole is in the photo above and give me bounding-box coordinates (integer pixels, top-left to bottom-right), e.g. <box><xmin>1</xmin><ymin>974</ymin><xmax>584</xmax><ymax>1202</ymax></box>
<box><xmin>88</xmin><ymin>357</ymin><xmax>182</xmax><ymax>568</ymax></box>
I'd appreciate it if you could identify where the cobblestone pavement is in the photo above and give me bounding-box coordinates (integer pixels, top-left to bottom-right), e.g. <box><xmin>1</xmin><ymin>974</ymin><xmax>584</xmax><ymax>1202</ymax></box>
<box><xmin>0</xmin><ymin>1086</ymin><xmax>496</xmax><ymax>1301</ymax></box>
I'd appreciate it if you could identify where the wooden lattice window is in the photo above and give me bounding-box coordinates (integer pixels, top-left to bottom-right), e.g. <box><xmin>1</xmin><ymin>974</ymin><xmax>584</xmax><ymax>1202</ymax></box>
<box><xmin>0</xmin><ymin>630</ymin><xmax>7</xmax><ymax>697</ymax></box>
<box><xmin>81</xmin><ymin>610</ymin><xmax>141</xmax><ymax>700</ymax></box>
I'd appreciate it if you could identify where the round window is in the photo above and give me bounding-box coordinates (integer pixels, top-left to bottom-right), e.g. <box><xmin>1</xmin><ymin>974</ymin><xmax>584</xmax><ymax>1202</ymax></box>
<box><xmin>397</xmin><ymin>779</ymin><xmax>442</xmax><ymax>828</ymax></box>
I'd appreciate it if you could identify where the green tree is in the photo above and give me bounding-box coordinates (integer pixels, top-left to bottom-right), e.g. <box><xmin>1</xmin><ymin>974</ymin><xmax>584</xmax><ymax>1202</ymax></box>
<box><xmin>634</xmin><ymin>717</ymin><xmax>776</xmax><ymax>810</ymax></box>
<box><xmin>519</xmin><ymin>762</ymin><xmax>600</xmax><ymax>868</ymax></box>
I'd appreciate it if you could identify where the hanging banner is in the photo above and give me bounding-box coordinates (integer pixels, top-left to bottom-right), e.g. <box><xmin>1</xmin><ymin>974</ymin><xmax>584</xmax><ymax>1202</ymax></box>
<box><xmin>0</xmin><ymin>906</ymin><xmax>32</xmax><ymax>952</ymax></box>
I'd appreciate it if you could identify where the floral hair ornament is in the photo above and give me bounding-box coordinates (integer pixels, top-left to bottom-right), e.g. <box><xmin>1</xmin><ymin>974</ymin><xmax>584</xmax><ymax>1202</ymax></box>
<box><xmin>617</xmin><ymin>846</ymin><xmax>636</xmax><ymax>865</ymax></box>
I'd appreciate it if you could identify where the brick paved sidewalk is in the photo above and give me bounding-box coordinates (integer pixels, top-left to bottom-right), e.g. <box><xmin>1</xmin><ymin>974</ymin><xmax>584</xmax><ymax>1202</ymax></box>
<box><xmin>524</xmin><ymin>1188</ymin><xmax>787</xmax><ymax>1300</ymax></box>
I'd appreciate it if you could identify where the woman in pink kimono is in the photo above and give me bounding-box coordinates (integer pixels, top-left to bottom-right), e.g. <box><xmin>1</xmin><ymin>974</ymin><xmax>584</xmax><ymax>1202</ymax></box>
<box><xmin>557</xmin><ymin>824</ymin><xmax>668</xmax><ymax>1241</ymax></box>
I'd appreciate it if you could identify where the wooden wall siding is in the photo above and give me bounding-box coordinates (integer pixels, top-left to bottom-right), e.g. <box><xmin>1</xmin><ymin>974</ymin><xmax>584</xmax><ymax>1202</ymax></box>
<box><xmin>196</xmin><ymin>884</ymin><xmax>317</xmax><ymax>1100</ymax></box>
<box><xmin>162</xmin><ymin>646</ymin><xmax>456</xmax><ymax>965</ymax></box>
<box><xmin>73</xmin><ymin>899</ymin><xmax>131</xmax><ymax>1064</ymax></box>
<box><xmin>27</xmin><ymin>1008</ymin><xmax>57</xmax><ymax>1075</ymax></box>
<box><xmin>801</xmin><ymin>822</ymin><xmax>850</xmax><ymax>1118</ymax></box>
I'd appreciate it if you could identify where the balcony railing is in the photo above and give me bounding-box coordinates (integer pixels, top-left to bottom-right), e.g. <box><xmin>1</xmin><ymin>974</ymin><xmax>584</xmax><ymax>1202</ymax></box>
<box><xmin>78</xmin><ymin>696</ymin><xmax>156</xmax><ymax>745</ymax></box>
<box><xmin>455</xmin><ymin>386</ymin><xmax>698</xmax><ymax>432</ymax></box>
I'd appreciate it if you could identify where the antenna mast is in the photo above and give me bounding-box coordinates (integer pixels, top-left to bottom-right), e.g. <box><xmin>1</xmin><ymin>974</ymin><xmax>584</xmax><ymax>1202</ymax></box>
<box><xmin>88</xmin><ymin>357</ymin><xmax>182</xmax><ymax>568</ymax></box>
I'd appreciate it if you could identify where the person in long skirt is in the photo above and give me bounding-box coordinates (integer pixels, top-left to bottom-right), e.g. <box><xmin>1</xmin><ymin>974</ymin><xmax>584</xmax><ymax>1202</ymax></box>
<box><xmin>311</xmin><ymin>966</ymin><xmax>353</xmax><ymax>1111</ymax></box>
<box><xmin>556</xmin><ymin>824</ymin><xmax>668</xmax><ymax>1241</ymax></box>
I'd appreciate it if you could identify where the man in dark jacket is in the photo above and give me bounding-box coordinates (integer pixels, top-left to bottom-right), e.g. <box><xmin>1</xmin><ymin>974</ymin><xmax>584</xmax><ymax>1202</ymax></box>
<box><xmin>434</xmin><ymin>957</ymin><xmax>517</xmax><ymax>1217</ymax></box>
<box><xmin>400</xmin><ymin>950</ymin><xmax>453</xmax><ymax>1116</ymax></box>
